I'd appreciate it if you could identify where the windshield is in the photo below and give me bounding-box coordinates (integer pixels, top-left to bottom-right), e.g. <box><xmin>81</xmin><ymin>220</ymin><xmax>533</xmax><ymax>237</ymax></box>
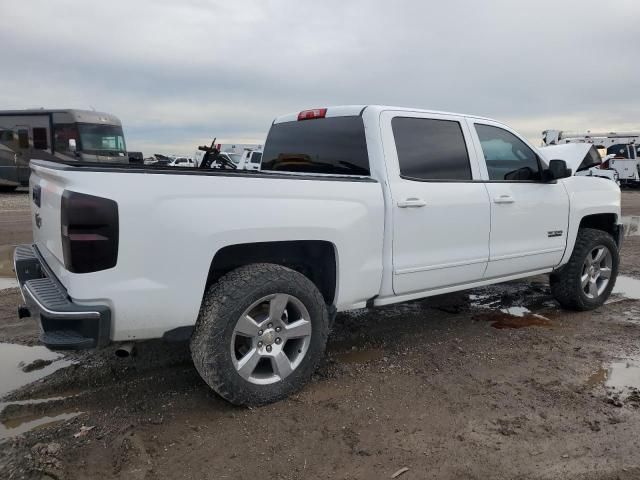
<box><xmin>78</xmin><ymin>123</ymin><xmax>126</xmax><ymax>155</ymax></box>
<box><xmin>227</xmin><ymin>153</ymin><xmax>241</xmax><ymax>164</ymax></box>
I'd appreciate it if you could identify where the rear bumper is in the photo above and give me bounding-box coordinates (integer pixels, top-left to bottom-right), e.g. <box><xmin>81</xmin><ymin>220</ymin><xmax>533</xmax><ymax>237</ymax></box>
<box><xmin>14</xmin><ymin>244</ymin><xmax>111</xmax><ymax>350</ymax></box>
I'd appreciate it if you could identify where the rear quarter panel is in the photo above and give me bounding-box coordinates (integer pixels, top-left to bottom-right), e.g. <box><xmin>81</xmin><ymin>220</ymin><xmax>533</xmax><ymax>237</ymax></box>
<box><xmin>34</xmin><ymin>167</ymin><xmax>385</xmax><ymax>340</ymax></box>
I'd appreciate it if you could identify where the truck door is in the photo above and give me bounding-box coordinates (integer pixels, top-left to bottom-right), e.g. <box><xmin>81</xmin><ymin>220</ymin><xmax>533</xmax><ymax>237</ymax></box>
<box><xmin>381</xmin><ymin>111</ymin><xmax>491</xmax><ymax>295</ymax></box>
<box><xmin>468</xmin><ymin>120</ymin><xmax>569</xmax><ymax>278</ymax></box>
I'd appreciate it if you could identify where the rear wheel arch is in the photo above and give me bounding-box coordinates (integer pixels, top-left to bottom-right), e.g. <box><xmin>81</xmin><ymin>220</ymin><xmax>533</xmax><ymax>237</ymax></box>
<box><xmin>205</xmin><ymin>240</ymin><xmax>338</xmax><ymax>306</ymax></box>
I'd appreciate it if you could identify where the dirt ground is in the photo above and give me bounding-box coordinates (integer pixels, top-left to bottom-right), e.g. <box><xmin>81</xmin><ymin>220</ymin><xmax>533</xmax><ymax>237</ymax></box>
<box><xmin>1</xmin><ymin>189</ymin><xmax>640</xmax><ymax>479</ymax></box>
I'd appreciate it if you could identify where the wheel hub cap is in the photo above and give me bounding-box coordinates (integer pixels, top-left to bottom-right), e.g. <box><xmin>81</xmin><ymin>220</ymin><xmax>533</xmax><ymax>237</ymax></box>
<box><xmin>262</xmin><ymin>329</ymin><xmax>276</xmax><ymax>345</ymax></box>
<box><xmin>581</xmin><ymin>245</ymin><xmax>613</xmax><ymax>299</ymax></box>
<box><xmin>230</xmin><ymin>293</ymin><xmax>313</xmax><ymax>385</ymax></box>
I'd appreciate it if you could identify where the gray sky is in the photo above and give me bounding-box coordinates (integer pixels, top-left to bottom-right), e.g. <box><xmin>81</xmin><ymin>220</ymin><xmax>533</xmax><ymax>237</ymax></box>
<box><xmin>2</xmin><ymin>0</ymin><xmax>640</xmax><ymax>154</ymax></box>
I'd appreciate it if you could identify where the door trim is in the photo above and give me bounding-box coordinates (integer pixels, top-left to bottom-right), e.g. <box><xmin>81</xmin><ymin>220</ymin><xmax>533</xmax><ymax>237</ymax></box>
<box><xmin>490</xmin><ymin>246</ymin><xmax>565</xmax><ymax>262</ymax></box>
<box><xmin>394</xmin><ymin>257</ymin><xmax>487</xmax><ymax>275</ymax></box>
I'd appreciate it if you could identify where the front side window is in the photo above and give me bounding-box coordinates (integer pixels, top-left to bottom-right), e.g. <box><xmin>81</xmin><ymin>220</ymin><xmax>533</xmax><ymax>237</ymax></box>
<box><xmin>262</xmin><ymin>116</ymin><xmax>370</xmax><ymax>175</ymax></box>
<box><xmin>392</xmin><ymin>117</ymin><xmax>471</xmax><ymax>181</ymax></box>
<box><xmin>53</xmin><ymin>123</ymin><xmax>80</xmax><ymax>153</ymax></box>
<box><xmin>250</xmin><ymin>152</ymin><xmax>262</xmax><ymax>164</ymax></box>
<box><xmin>475</xmin><ymin>124</ymin><xmax>540</xmax><ymax>181</ymax></box>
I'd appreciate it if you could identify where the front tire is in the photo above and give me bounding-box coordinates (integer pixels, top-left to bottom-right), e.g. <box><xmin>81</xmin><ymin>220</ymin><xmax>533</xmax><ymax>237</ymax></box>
<box><xmin>190</xmin><ymin>263</ymin><xmax>329</xmax><ymax>406</ymax></box>
<box><xmin>550</xmin><ymin>228</ymin><xmax>619</xmax><ymax>311</ymax></box>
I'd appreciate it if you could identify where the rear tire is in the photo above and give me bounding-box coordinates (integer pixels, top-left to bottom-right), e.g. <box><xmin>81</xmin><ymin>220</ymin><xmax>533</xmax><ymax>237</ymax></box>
<box><xmin>190</xmin><ymin>263</ymin><xmax>329</xmax><ymax>406</ymax></box>
<box><xmin>550</xmin><ymin>228</ymin><xmax>619</xmax><ymax>311</ymax></box>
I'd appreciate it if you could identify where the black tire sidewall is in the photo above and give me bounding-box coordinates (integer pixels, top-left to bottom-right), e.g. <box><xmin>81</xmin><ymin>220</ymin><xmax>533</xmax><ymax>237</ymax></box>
<box><xmin>192</xmin><ymin>264</ymin><xmax>328</xmax><ymax>405</ymax></box>
<box><xmin>567</xmin><ymin>230</ymin><xmax>619</xmax><ymax>309</ymax></box>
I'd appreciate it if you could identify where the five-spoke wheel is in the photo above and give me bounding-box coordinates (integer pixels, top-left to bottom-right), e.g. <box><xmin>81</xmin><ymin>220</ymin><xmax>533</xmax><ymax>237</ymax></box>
<box><xmin>231</xmin><ymin>293</ymin><xmax>312</xmax><ymax>384</ymax></box>
<box><xmin>581</xmin><ymin>245</ymin><xmax>613</xmax><ymax>299</ymax></box>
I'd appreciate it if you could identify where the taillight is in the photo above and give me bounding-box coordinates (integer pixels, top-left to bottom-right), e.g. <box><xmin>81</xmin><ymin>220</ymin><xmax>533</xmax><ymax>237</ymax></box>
<box><xmin>61</xmin><ymin>191</ymin><xmax>118</xmax><ymax>273</ymax></box>
<box><xmin>298</xmin><ymin>108</ymin><xmax>327</xmax><ymax>121</ymax></box>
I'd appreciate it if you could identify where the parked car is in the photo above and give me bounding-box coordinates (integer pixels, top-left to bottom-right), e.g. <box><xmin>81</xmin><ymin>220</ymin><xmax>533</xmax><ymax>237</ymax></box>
<box><xmin>128</xmin><ymin>151</ymin><xmax>144</xmax><ymax>164</ymax></box>
<box><xmin>15</xmin><ymin>105</ymin><xmax>622</xmax><ymax>406</ymax></box>
<box><xmin>539</xmin><ymin>143</ymin><xmax>619</xmax><ymax>183</ymax></box>
<box><xmin>168</xmin><ymin>157</ymin><xmax>195</xmax><ymax>167</ymax></box>
<box><xmin>238</xmin><ymin>149</ymin><xmax>262</xmax><ymax>171</ymax></box>
<box><xmin>219</xmin><ymin>152</ymin><xmax>241</xmax><ymax>167</ymax></box>
<box><xmin>152</xmin><ymin>154</ymin><xmax>172</xmax><ymax>166</ymax></box>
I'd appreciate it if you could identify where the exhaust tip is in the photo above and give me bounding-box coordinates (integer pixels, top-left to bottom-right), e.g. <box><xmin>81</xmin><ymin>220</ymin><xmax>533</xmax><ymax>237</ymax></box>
<box><xmin>115</xmin><ymin>342</ymin><xmax>135</xmax><ymax>358</ymax></box>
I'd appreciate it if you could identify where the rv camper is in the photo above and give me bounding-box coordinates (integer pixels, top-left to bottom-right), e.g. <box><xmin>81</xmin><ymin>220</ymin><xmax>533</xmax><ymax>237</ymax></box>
<box><xmin>0</xmin><ymin>109</ymin><xmax>127</xmax><ymax>189</ymax></box>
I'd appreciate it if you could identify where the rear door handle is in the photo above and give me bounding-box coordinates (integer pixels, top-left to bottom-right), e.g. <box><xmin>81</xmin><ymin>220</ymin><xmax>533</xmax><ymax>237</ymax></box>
<box><xmin>493</xmin><ymin>194</ymin><xmax>515</xmax><ymax>204</ymax></box>
<box><xmin>397</xmin><ymin>198</ymin><xmax>427</xmax><ymax>208</ymax></box>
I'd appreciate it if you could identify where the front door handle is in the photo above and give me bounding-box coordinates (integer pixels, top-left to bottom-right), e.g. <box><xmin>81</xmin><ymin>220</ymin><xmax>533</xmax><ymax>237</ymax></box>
<box><xmin>397</xmin><ymin>197</ymin><xmax>427</xmax><ymax>208</ymax></box>
<box><xmin>493</xmin><ymin>194</ymin><xmax>515</xmax><ymax>204</ymax></box>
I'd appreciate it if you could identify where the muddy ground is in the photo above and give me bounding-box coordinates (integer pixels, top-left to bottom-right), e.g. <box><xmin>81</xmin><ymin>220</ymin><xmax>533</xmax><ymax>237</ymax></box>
<box><xmin>1</xmin><ymin>189</ymin><xmax>640</xmax><ymax>479</ymax></box>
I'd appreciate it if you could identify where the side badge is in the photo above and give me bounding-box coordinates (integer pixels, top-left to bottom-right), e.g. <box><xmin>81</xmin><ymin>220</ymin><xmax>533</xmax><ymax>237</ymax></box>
<box><xmin>35</xmin><ymin>212</ymin><xmax>42</xmax><ymax>229</ymax></box>
<box><xmin>548</xmin><ymin>230</ymin><xmax>563</xmax><ymax>238</ymax></box>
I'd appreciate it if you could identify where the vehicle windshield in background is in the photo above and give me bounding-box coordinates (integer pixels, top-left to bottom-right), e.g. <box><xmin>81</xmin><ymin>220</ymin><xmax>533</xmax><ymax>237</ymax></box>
<box><xmin>227</xmin><ymin>153</ymin><xmax>241</xmax><ymax>164</ymax></box>
<box><xmin>577</xmin><ymin>145</ymin><xmax>602</xmax><ymax>172</ymax></box>
<box><xmin>261</xmin><ymin>116</ymin><xmax>370</xmax><ymax>175</ymax></box>
<box><xmin>607</xmin><ymin>144</ymin><xmax>630</xmax><ymax>159</ymax></box>
<box><xmin>78</xmin><ymin>124</ymin><xmax>126</xmax><ymax>155</ymax></box>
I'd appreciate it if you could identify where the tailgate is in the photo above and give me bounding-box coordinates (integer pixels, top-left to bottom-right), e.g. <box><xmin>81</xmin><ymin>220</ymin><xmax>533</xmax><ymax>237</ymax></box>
<box><xmin>30</xmin><ymin>163</ymin><xmax>67</xmax><ymax>273</ymax></box>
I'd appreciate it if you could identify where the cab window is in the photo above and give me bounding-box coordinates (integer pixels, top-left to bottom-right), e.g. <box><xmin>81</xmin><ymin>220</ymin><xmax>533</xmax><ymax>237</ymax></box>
<box><xmin>392</xmin><ymin>117</ymin><xmax>472</xmax><ymax>181</ymax></box>
<box><xmin>475</xmin><ymin>124</ymin><xmax>541</xmax><ymax>181</ymax></box>
<box><xmin>607</xmin><ymin>144</ymin><xmax>629</xmax><ymax>159</ymax></box>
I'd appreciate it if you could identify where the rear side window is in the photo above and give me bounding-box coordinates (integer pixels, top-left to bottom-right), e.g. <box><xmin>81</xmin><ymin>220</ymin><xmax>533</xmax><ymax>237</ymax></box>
<box><xmin>475</xmin><ymin>124</ymin><xmax>541</xmax><ymax>181</ymax></box>
<box><xmin>392</xmin><ymin>117</ymin><xmax>471</xmax><ymax>181</ymax></box>
<box><xmin>261</xmin><ymin>117</ymin><xmax>370</xmax><ymax>176</ymax></box>
<box><xmin>33</xmin><ymin>127</ymin><xmax>48</xmax><ymax>150</ymax></box>
<box><xmin>0</xmin><ymin>130</ymin><xmax>13</xmax><ymax>142</ymax></box>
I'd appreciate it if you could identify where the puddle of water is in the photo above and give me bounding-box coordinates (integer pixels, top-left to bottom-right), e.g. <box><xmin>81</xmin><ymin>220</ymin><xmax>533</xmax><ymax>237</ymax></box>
<box><xmin>586</xmin><ymin>367</ymin><xmax>608</xmax><ymax>387</ymax></box>
<box><xmin>0</xmin><ymin>277</ymin><xmax>18</xmax><ymax>290</ymax></box>
<box><xmin>586</xmin><ymin>359</ymin><xmax>640</xmax><ymax>404</ymax></box>
<box><xmin>622</xmin><ymin>216</ymin><xmax>640</xmax><ymax>237</ymax></box>
<box><xmin>0</xmin><ymin>245</ymin><xmax>15</xmax><ymax>277</ymax></box>
<box><xmin>490</xmin><ymin>314</ymin><xmax>553</xmax><ymax>330</ymax></box>
<box><xmin>0</xmin><ymin>411</ymin><xmax>81</xmax><ymax>441</ymax></box>
<box><xmin>607</xmin><ymin>361</ymin><xmax>640</xmax><ymax>392</ymax></box>
<box><xmin>0</xmin><ymin>343</ymin><xmax>73</xmax><ymax>399</ymax></box>
<box><xmin>500</xmin><ymin>306</ymin><xmax>531</xmax><ymax>317</ymax></box>
<box><xmin>612</xmin><ymin>275</ymin><xmax>640</xmax><ymax>300</ymax></box>
<box><xmin>334</xmin><ymin>348</ymin><xmax>385</xmax><ymax>364</ymax></box>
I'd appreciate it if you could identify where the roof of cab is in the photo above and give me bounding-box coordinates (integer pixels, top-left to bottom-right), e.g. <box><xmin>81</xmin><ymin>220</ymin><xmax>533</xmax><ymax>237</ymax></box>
<box><xmin>272</xmin><ymin>105</ymin><xmax>496</xmax><ymax>124</ymax></box>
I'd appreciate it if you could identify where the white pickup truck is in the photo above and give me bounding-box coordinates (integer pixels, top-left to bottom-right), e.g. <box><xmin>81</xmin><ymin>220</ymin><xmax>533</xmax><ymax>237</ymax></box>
<box><xmin>15</xmin><ymin>105</ymin><xmax>623</xmax><ymax>405</ymax></box>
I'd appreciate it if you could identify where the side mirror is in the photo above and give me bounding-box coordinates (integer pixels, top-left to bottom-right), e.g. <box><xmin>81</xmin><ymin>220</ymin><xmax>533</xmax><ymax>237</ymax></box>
<box><xmin>68</xmin><ymin>138</ymin><xmax>77</xmax><ymax>152</ymax></box>
<box><xmin>545</xmin><ymin>159</ymin><xmax>572</xmax><ymax>181</ymax></box>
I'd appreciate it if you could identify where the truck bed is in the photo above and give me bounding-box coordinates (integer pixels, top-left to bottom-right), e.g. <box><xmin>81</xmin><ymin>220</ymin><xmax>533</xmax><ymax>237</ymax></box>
<box><xmin>28</xmin><ymin>160</ymin><xmax>385</xmax><ymax>341</ymax></box>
